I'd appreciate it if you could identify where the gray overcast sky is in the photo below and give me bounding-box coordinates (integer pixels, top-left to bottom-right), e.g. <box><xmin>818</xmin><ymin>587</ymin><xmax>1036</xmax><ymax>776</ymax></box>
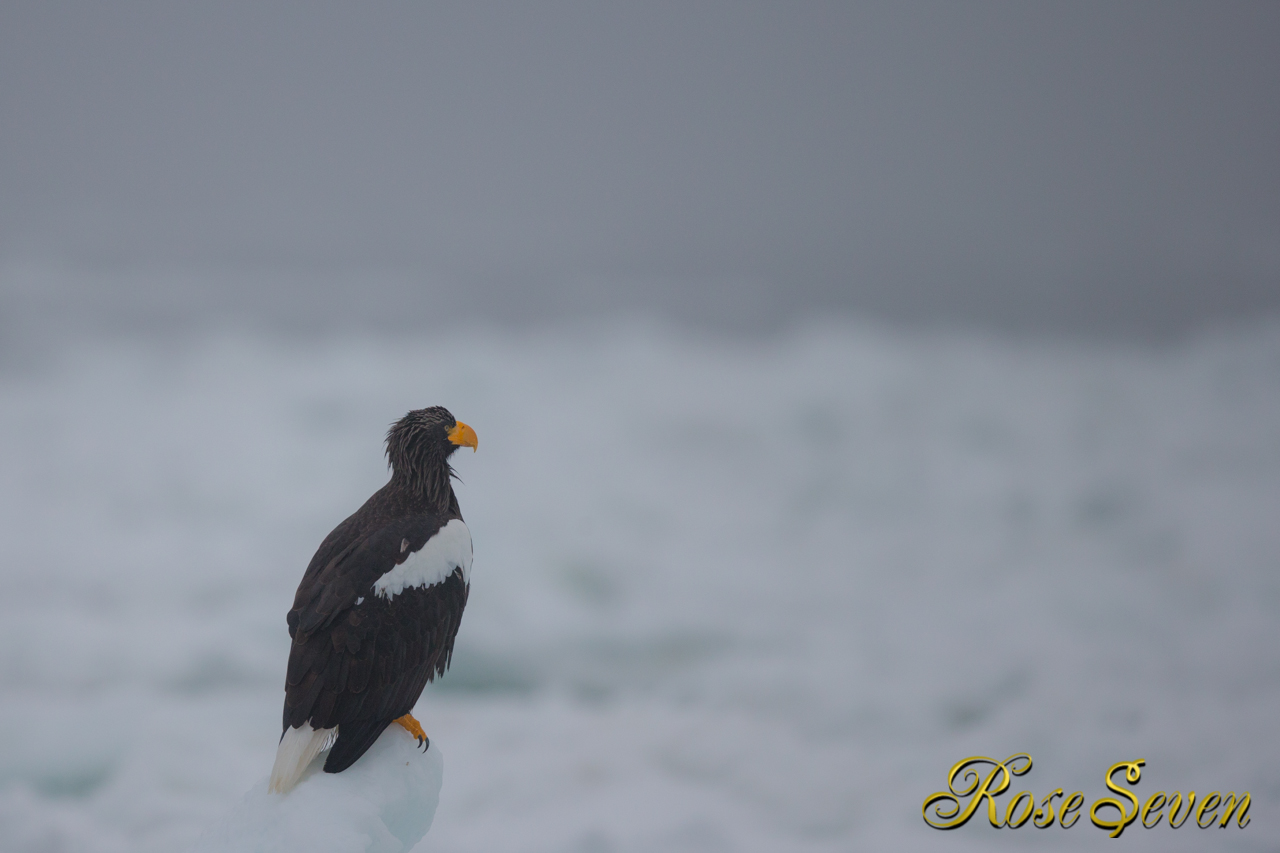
<box><xmin>2</xmin><ymin>1</ymin><xmax>1278</xmax><ymax>337</ymax></box>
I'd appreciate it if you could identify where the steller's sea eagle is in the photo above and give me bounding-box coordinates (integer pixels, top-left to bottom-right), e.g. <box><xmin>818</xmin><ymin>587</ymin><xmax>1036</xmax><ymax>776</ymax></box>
<box><xmin>269</xmin><ymin>406</ymin><xmax>477</xmax><ymax>794</ymax></box>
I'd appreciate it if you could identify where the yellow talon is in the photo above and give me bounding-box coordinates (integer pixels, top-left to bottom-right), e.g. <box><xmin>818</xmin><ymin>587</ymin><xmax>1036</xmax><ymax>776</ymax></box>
<box><xmin>394</xmin><ymin>713</ymin><xmax>428</xmax><ymax>750</ymax></box>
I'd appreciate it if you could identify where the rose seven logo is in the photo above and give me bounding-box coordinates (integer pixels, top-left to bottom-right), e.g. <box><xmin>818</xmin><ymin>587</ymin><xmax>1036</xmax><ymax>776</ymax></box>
<box><xmin>922</xmin><ymin>755</ymin><xmax>1249</xmax><ymax>836</ymax></box>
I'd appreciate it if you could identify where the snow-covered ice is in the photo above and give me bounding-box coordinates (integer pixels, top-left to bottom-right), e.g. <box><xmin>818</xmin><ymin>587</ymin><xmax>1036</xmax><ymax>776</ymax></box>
<box><xmin>0</xmin><ymin>313</ymin><xmax>1278</xmax><ymax>851</ymax></box>
<box><xmin>195</xmin><ymin>727</ymin><xmax>441</xmax><ymax>853</ymax></box>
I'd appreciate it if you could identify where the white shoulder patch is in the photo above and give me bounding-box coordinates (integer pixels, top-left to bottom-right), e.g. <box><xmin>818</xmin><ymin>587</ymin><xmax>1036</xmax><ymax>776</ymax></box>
<box><xmin>373</xmin><ymin>519</ymin><xmax>472</xmax><ymax>600</ymax></box>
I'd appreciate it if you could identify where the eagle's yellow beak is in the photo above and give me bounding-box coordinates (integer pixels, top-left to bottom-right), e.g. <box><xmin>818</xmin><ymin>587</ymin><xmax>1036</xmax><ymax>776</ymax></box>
<box><xmin>447</xmin><ymin>421</ymin><xmax>478</xmax><ymax>451</ymax></box>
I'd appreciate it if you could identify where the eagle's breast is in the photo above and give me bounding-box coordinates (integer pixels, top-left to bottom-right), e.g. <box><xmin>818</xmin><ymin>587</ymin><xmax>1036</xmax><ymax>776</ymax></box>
<box><xmin>372</xmin><ymin>518</ymin><xmax>473</xmax><ymax>600</ymax></box>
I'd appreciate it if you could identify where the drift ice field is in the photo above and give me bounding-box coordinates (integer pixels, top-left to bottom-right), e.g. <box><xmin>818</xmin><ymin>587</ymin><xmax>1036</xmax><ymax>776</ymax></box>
<box><xmin>0</xmin><ymin>318</ymin><xmax>1277</xmax><ymax>852</ymax></box>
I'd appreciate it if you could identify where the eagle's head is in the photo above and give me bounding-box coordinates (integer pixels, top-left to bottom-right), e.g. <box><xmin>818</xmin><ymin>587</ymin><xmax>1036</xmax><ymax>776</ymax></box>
<box><xmin>385</xmin><ymin>407</ymin><xmax>477</xmax><ymax>503</ymax></box>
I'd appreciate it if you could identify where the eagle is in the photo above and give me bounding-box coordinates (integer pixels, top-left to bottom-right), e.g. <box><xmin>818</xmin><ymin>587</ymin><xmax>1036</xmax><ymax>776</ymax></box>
<box><xmin>269</xmin><ymin>406</ymin><xmax>477</xmax><ymax>794</ymax></box>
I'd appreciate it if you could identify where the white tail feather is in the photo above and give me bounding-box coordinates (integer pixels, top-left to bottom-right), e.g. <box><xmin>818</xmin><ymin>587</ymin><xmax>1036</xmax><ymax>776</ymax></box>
<box><xmin>268</xmin><ymin>723</ymin><xmax>337</xmax><ymax>794</ymax></box>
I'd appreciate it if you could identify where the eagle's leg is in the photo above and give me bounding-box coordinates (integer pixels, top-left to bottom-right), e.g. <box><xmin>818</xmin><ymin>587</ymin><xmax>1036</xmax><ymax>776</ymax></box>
<box><xmin>394</xmin><ymin>713</ymin><xmax>429</xmax><ymax>751</ymax></box>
